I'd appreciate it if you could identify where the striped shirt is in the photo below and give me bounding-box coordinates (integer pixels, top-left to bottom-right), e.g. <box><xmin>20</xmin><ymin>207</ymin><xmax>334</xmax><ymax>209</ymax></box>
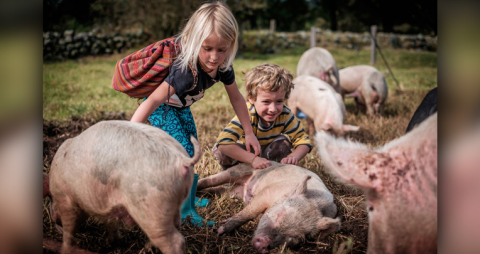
<box><xmin>216</xmin><ymin>102</ymin><xmax>312</xmax><ymax>150</ymax></box>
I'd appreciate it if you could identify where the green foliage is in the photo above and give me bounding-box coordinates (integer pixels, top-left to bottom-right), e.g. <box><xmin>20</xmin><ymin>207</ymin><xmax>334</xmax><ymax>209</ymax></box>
<box><xmin>44</xmin><ymin>0</ymin><xmax>436</xmax><ymax>36</ymax></box>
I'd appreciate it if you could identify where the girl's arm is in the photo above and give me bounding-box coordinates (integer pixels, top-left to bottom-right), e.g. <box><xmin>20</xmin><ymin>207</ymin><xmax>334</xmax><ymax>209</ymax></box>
<box><xmin>131</xmin><ymin>81</ymin><xmax>176</xmax><ymax>123</ymax></box>
<box><xmin>224</xmin><ymin>82</ymin><xmax>261</xmax><ymax>156</ymax></box>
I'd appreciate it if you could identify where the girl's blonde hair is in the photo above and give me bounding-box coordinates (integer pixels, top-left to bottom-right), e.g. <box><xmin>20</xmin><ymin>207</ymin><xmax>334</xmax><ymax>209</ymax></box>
<box><xmin>175</xmin><ymin>1</ymin><xmax>238</xmax><ymax>74</ymax></box>
<box><xmin>245</xmin><ymin>63</ymin><xmax>294</xmax><ymax>101</ymax></box>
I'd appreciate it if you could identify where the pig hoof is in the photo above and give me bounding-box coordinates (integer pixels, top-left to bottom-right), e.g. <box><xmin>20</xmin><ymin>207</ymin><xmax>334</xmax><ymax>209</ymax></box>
<box><xmin>217</xmin><ymin>226</ymin><xmax>225</xmax><ymax>236</ymax></box>
<box><xmin>54</xmin><ymin>224</ymin><xmax>64</xmax><ymax>234</ymax></box>
<box><xmin>253</xmin><ymin>236</ymin><xmax>270</xmax><ymax>253</ymax></box>
<box><xmin>144</xmin><ymin>241</ymin><xmax>153</xmax><ymax>251</ymax></box>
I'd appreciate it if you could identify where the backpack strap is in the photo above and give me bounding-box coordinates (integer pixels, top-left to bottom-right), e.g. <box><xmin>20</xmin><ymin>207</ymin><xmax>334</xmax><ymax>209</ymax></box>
<box><xmin>186</xmin><ymin>63</ymin><xmax>198</xmax><ymax>92</ymax></box>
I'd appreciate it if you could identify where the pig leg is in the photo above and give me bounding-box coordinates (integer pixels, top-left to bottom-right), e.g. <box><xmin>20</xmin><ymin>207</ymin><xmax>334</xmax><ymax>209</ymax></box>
<box><xmin>198</xmin><ymin>186</ymin><xmax>229</xmax><ymax>195</ymax></box>
<box><xmin>306</xmin><ymin>117</ymin><xmax>315</xmax><ymax>135</ymax></box>
<box><xmin>197</xmin><ymin>164</ymin><xmax>254</xmax><ymax>190</ymax></box>
<box><xmin>357</xmin><ymin>101</ymin><xmax>366</xmax><ymax>114</ymax></box>
<box><xmin>174</xmin><ymin>209</ymin><xmax>181</xmax><ymax>229</ymax></box>
<box><xmin>199</xmin><ymin>184</ymin><xmax>246</xmax><ymax>200</ymax></box>
<box><xmin>131</xmin><ymin>204</ymin><xmax>186</xmax><ymax>254</ymax></box>
<box><xmin>55</xmin><ymin>196</ymin><xmax>83</xmax><ymax>254</ymax></box>
<box><xmin>105</xmin><ymin>221</ymin><xmax>122</xmax><ymax>245</ymax></box>
<box><xmin>360</xmin><ymin>82</ymin><xmax>375</xmax><ymax>116</ymax></box>
<box><xmin>144</xmin><ymin>224</ymin><xmax>185</xmax><ymax>254</ymax></box>
<box><xmin>218</xmin><ymin>185</ymin><xmax>277</xmax><ymax>235</ymax></box>
<box><xmin>374</xmin><ymin>102</ymin><xmax>382</xmax><ymax>115</ymax></box>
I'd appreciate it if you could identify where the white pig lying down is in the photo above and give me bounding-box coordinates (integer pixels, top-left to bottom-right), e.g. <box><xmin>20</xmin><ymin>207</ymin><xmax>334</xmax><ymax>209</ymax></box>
<box><xmin>48</xmin><ymin>120</ymin><xmax>201</xmax><ymax>254</ymax></box>
<box><xmin>288</xmin><ymin>75</ymin><xmax>360</xmax><ymax>136</ymax></box>
<box><xmin>316</xmin><ymin>113</ymin><xmax>437</xmax><ymax>254</ymax></box>
<box><xmin>296</xmin><ymin>47</ymin><xmax>341</xmax><ymax>94</ymax></box>
<box><xmin>339</xmin><ymin>65</ymin><xmax>388</xmax><ymax>116</ymax></box>
<box><xmin>197</xmin><ymin>162</ymin><xmax>340</xmax><ymax>253</ymax></box>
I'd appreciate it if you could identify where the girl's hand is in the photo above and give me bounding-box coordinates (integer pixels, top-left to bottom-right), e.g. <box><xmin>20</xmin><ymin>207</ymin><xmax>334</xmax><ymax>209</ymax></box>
<box><xmin>281</xmin><ymin>156</ymin><xmax>299</xmax><ymax>165</ymax></box>
<box><xmin>245</xmin><ymin>132</ymin><xmax>261</xmax><ymax>157</ymax></box>
<box><xmin>252</xmin><ymin>156</ymin><xmax>271</xmax><ymax>169</ymax></box>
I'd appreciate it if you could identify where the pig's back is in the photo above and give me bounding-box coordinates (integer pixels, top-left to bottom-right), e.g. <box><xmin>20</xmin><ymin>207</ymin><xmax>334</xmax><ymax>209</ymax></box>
<box><xmin>249</xmin><ymin>163</ymin><xmax>334</xmax><ymax>203</ymax></box>
<box><xmin>339</xmin><ymin>65</ymin><xmax>377</xmax><ymax>92</ymax></box>
<box><xmin>297</xmin><ymin>47</ymin><xmax>337</xmax><ymax>77</ymax></box>
<box><xmin>49</xmin><ymin>120</ymin><xmax>190</xmax><ymax>212</ymax></box>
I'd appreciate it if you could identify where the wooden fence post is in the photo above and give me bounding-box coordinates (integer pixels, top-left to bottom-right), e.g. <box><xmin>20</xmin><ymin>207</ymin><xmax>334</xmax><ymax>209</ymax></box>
<box><xmin>310</xmin><ymin>26</ymin><xmax>316</xmax><ymax>48</ymax></box>
<box><xmin>270</xmin><ymin>19</ymin><xmax>275</xmax><ymax>33</ymax></box>
<box><xmin>370</xmin><ymin>25</ymin><xmax>377</xmax><ymax>65</ymax></box>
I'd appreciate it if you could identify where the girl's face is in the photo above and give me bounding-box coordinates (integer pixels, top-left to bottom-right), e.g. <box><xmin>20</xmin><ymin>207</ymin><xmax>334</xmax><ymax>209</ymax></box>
<box><xmin>249</xmin><ymin>89</ymin><xmax>286</xmax><ymax>126</ymax></box>
<box><xmin>199</xmin><ymin>33</ymin><xmax>231</xmax><ymax>71</ymax></box>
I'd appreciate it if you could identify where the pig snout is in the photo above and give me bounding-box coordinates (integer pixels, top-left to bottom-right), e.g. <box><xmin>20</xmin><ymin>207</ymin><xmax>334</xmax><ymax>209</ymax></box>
<box><xmin>253</xmin><ymin>236</ymin><xmax>271</xmax><ymax>253</ymax></box>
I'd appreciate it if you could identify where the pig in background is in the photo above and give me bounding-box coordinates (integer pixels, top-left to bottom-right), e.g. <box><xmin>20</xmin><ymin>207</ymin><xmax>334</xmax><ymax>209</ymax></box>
<box><xmin>296</xmin><ymin>47</ymin><xmax>341</xmax><ymax>94</ymax></box>
<box><xmin>288</xmin><ymin>75</ymin><xmax>359</xmax><ymax>136</ymax></box>
<box><xmin>339</xmin><ymin>65</ymin><xmax>389</xmax><ymax>116</ymax></box>
<box><xmin>197</xmin><ymin>162</ymin><xmax>340</xmax><ymax>254</ymax></box>
<box><xmin>316</xmin><ymin>113</ymin><xmax>437</xmax><ymax>254</ymax></box>
<box><xmin>46</xmin><ymin>120</ymin><xmax>201</xmax><ymax>254</ymax></box>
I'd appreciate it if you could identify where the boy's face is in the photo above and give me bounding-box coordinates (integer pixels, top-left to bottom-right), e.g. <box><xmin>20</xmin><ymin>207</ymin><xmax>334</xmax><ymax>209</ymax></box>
<box><xmin>249</xmin><ymin>89</ymin><xmax>286</xmax><ymax>126</ymax></box>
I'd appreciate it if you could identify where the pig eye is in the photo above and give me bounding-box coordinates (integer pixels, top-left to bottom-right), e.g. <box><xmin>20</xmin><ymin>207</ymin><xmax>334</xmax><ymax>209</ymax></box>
<box><xmin>318</xmin><ymin>88</ymin><xmax>325</xmax><ymax>91</ymax></box>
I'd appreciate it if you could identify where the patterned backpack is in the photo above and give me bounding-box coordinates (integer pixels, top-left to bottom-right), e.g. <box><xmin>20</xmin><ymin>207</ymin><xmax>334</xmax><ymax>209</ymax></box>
<box><xmin>112</xmin><ymin>37</ymin><xmax>196</xmax><ymax>99</ymax></box>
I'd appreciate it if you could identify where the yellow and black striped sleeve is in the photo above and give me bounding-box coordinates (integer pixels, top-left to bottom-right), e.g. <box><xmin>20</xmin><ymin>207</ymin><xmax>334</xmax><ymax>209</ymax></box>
<box><xmin>216</xmin><ymin>115</ymin><xmax>245</xmax><ymax>145</ymax></box>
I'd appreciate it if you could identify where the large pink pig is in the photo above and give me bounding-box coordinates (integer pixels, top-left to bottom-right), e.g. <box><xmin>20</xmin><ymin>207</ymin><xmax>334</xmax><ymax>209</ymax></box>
<box><xmin>197</xmin><ymin>162</ymin><xmax>340</xmax><ymax>253</ymax></box>
<box><xmin>288</xmin><ymin>75</ymin><xmax>359</xmax><ymax>136</ymax></box>
<box><xmin>296</xmin><ymin>47</ymin><xmax>341</xmax><ymax>94</ymax></box>
<box><xmin>339</xmin><ymin>65</ymin><xmax>389</xmax><ymax>116</ymax></box>
<box><xmin>316</xmin><ymin>113</ymin><xmax>437</xmax><ymax>254</ymax></box>
<box><xmin>48</xmin><ymin>120</ymin><xmax>200</xmax><ymax>254</ymax></box>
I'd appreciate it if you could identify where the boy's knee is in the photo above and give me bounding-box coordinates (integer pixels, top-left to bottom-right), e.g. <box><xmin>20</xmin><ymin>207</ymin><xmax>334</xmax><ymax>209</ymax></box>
<box><xmin>212</xmin><ymin>144</ymin><xmax>238</xmax><ymax>169</ymax></box>
<box><xmin>263</xmin><ymin>137</ymin><xmax>292</xmax><ymax>162</ymax></box>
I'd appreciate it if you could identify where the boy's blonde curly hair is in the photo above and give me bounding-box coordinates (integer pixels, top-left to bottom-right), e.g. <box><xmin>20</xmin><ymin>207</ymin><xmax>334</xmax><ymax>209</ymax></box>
<box><xmin>245</xmin><ymin>63</ymin><xmax>294</xmax><ymax>101</ymax></box>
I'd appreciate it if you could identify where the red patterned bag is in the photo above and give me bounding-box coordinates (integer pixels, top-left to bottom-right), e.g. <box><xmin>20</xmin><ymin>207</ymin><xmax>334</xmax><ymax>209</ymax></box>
<box><xmin>112</xmin><ymin>37</ymin><xmax>180</xmax><ymax>98</ymax></box>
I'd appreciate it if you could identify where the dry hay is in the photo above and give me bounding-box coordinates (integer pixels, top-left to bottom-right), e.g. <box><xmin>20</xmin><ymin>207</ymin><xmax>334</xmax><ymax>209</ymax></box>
<box><xmin>43</xmin><ymin>88</ymin><xmax>431</xmax><ymax>253</ymax></box>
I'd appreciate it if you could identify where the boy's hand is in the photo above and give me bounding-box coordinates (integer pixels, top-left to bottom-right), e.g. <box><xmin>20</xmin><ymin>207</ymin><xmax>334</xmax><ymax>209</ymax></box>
<box><xmin>252</xmin><ymin>157</ymin><xmax>271</xmax><ymax>169</ymax></box>
<box><xmin>245</xmin><ymin>132</ymin><xmax>261</xmax><ymax>156</ymax></box>
<box><xmin>281</xmin><ymin>156</ymin><xmax>299</xmax><ymax>165</ymax></box>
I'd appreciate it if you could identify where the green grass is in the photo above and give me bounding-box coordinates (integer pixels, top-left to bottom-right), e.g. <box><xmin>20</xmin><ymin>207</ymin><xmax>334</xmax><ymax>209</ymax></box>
<box><xmin>43</xmin><ymin>47</ymin><xmax>437</xmax><ymax>121</ymax></box>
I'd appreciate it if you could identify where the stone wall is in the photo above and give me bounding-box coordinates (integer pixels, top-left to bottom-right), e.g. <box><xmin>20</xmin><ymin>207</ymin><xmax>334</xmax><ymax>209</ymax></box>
<box><xmin>43</xmin><ymin>29</ymin><xmax>151</xmax><ymax>62</ymax></box>
<box><xmin>43</xmin><ymin>29</ymin><xmax>436</xmax><ymax>61</ymax></box>
<box><xmin>241</xmin><ymin>29</ymin><xmax>436</xmax><ymax>54</ymax></box>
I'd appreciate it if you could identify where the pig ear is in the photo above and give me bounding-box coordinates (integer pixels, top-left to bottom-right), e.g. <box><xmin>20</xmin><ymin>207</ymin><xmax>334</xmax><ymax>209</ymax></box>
<box><xmin>343</xmin><ymin>124</ymin><xmax>360</xmax><ymax>132</ymax></box>
<box><xmin>316</xmin><ymin>217</ymin><xmax>341</xmax><ymax>239</ymax></box>
<box><xmin>315</xmin><ymin>131</ymin><xmax>380</xmax><ymax>190</ymax></box>
<box><xmin>271</xmin><ymin>209</ymin><xmax>286</xmax><ymax>227</ymax></box>
<box><xmin>290</xmin><ymin>176</ymin><xmax>311</xmax><ymax>199</ymax></box>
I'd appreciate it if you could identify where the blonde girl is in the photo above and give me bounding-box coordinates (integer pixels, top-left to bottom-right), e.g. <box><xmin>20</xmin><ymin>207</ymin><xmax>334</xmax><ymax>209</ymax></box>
<box><xmin>130</xmin><ymin>1</ymin><xmax>261</xmax><ymax>226</ymax></box>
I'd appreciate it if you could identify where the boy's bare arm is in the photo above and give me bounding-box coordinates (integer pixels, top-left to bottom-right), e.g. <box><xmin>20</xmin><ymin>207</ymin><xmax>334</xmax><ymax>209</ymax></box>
<box><xmin>281</xmin><ymin>144</ymin><xmax>311</xmax><ymax>165</ymax></box>
<box><xmin>218</xmin><ymin>144</ymin><xmax>271</xmax><ymax>169</ymax></box>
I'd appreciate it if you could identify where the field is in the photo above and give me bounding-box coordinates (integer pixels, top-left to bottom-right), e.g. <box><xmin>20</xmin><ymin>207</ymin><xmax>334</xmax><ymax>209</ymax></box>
<box><xmin>43</xmin><ymin>45</ymin><xmax>437</xmax><ymax>253</ymax></box>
